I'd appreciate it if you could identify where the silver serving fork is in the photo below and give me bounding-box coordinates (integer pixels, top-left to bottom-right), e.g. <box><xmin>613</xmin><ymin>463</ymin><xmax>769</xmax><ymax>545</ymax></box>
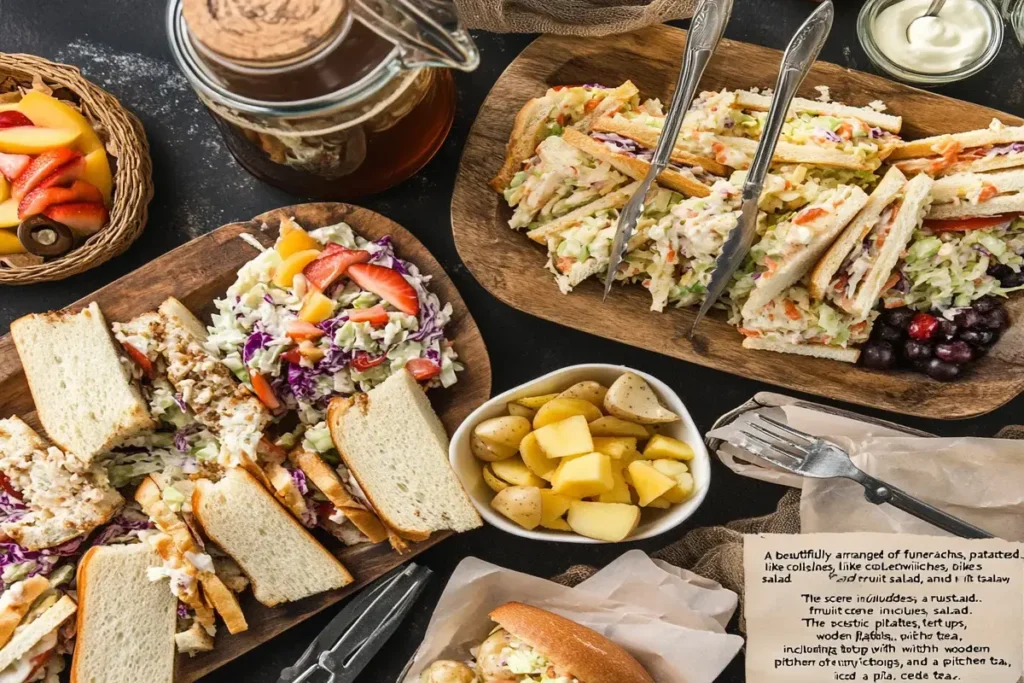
<box><xmin>739</xmin><ymin>414</ymin><xmax>993</xmax><ymax>539</ymax></box>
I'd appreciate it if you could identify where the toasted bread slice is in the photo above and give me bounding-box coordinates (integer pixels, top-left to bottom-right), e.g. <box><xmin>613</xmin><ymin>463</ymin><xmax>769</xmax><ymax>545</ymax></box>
<box><xmin>11</xmin><ymin>302</ymin><xmax>154</xmax><ymax>463</ymax></box>
<box><xmin>889</xmin><ymin>120</ymin><xmax>1024</xmax><ymax>160</ymax></box>
<box><xmin>0</xmin><ymin>576</ymin><xmax>50</xmax><ymax>650</ymax></box>
<box><xmin>192</xmin><ymin>468</ymin><xmax>353</xmax><ymax>607</ymax></box>
<box><xmin>561</xmin><ymin>128</ymin><xmax>710</xmax><ymax>197</ymax></box>
<box><xmin>490</xmin><ymin>81</ymin><xmax>640</xmax><ymax>192</ymax></box>
<box><xmin>327</xmin><ymin>370</ymin><xmax>481</xmax><ymax>544</ymax></box>
<box><xmin>526</xmin><ymin>182</ymin><xmax>639</xmax><ymax>244</ymax></box>
<box><xmin>0</xmin><ymin>595</ymin><xmax>76</xmax><ymax>674</ymax></box>
<box><xmin>730</xmin><ymin>90</ymin><xmax>902</xmax><ymax>132</ymax></box>
<box><xmin>742</xmin><ymin>336</ymin><xmax>861</xmax><ymax>363</ymax></box>
<box><xmin>71</xmin><ymin>544</ymin><xmax>177</xmax><ymax>683</ymax></box>
<box><xmin>928</xmin><ymin>193</ymin><xmax>1024</xmax><ymax>220</ymax></box>
<box><xmin>592</xmin><ymin>116</ymin><xmax>729</xmax><ymax>175</ymax></box>
<box><xmin>931</xmin><ymin>169</ymin><xmax>1024</xmax><ymax>205</ymax></box>
<box><xmin>288</xmin><ymin>448</ymin><xmax>389</xmax><ymax>544</ymax></box>
<box><xmin>264</xmin><ymin>461</ymin><xmax>311</xmax><ymax>522</ymax></box>
<box><xmin>719</xmin><ymin>135</ymin><xmax>881</xmax><ymax>171</ymax></box>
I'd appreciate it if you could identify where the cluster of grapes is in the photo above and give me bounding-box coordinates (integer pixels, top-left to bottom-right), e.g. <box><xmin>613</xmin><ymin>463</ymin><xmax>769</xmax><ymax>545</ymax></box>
<box><xmin>860</xmin><ymin>296</ymin><xmax>1009</xmax><ymax>381</ymax></box>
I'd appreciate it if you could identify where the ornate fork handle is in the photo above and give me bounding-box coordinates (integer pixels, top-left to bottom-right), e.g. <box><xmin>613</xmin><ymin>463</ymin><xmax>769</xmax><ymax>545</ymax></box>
<box><xmin>855</xmin><ymin>472</ymin><xmax>994</xmax><ymax>539</ymax></box>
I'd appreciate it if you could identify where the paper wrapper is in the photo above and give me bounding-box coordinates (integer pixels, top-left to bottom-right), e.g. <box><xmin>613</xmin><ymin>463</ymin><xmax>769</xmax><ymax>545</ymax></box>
<box><xmin>708</xmin><ymin>404</ymin><xmax>1024</xmax><ymax>540</ymax></box>
<box><xmin>403</xmin><ymin>550</ymin><xmax>744</xmax><ymax>682</ymax></box>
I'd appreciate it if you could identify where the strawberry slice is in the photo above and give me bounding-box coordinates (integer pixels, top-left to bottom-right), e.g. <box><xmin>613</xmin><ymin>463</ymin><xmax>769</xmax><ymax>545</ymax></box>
<box><xmin>0</xmin><ymin>153</ymin><xmax>30</xmax><ymax>182</ymax></box>
<box><xmin>302</xmin><ymin>246</ymin><xmax>371</xmax><ymax>291</ymax></box>
<box><xmin>405</xmin><ymin>358</ymin><xmax>441</xmax><ymax>381</ymax></box>
<box><xmin>347</xmin><ymin>263</ymin><xmax>420</xmax><ymax>316</ymax></box>
<box><xmin>43</xmin><ymin>201</ymin><xmax>109</xmax><ymax>236</ymax></box>
<box><xmin>285</xmin><ymin>320</ymin><xmax>325</xmax><ymax>341</ymax></box>
<box><xmin>0</xmin><ymin>111</ymin><xmax>33</xmax><ymax>129</ymax></box>
<box><xmin>350</xmin><ymin>352</ymin><xmax>386</xmax><ymax>371</ymax></box>
<box><xmin>38</xmin><ymin>155</ymin><xmax>87</xmax><ymax>190</ymax></box>
<box><xmin>347</xmin><ymin>304</ymin><xmax>389</xmax><ymax>326</ymax></box>
<box><xmin>12</xmin><ymin>147</ymin><xmax>81</xmax><ymax>200</ymax></box>
<box><xmin>121</xmin><ymin>342</ymin><xmax>154</xmax><ymax>378</ymax></box>
<box><xmin>20</xmin><ymin>180</ymin><xmax>103</xmax><ymax>219</ymax></box>
<box><xmin>249</xmin><ymin>371</ymin><xmax>281</xmax><ymax>410</ymax></box>
<box><xmin>280</xmin><ymin>348</ymin><xmax>303</xmax><ymax>364</ymax></box>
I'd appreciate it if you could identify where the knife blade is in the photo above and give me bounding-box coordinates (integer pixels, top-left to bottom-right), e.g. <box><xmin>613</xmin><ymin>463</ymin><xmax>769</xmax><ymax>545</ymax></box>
<box><xmin>602</xmin><ymin>0</ymin><xmax>733</xmax><ymax>300</ymax></box>
<box><xmin>689</xmin><ymin>0</ymin><xmax>834</xmax><ymax>335</ymax></box>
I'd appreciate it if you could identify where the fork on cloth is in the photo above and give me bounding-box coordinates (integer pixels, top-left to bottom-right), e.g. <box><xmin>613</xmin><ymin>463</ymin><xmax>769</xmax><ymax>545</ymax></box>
<box><xmin>738</xmin><ymin>414</ymin><xmax>994</xmax><ymax>539</ymax></box>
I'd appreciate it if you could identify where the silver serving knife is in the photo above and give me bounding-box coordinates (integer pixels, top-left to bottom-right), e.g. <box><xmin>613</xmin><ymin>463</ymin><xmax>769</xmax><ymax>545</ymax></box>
<box><xmin>689</xmin><ymin>0</ymin><xmax>834</xmax><ymax>335</ymax></box>
<box><xmin>602</xmin><ymin>0</ymin><xmax>733</xmax><ymax>299</ymax></box>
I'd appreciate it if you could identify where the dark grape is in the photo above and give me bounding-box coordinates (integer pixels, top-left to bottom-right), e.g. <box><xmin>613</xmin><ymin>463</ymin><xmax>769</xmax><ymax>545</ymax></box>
<box><xmin>988</xmin><ymin>263</ymin><xmax>1013</xmax><ymax>280</ymax></box>
<box><xmin>861</xmin><ymin>342</ymin><xmax>896</xmax><ymax>370</ymax></box>
<box><xmin>953</xmin><ymin>308</ymin><xmax>982</xmax><ymax>329</ymax></box>
<box><xmin>877</xmin><ymin>325</ymin><xmax>903</xmax><ymax>344</ymax></box>
<box><xmin>925</xmin><ymin>358</ymin><xmax>962</xmax><ymax>381</ymax></box>
<box><xmin>981</xmin><ymin>307</ymin><xmax>1009</xmax><ymax>331</ymax></box>
<box><xmin>903</xmin><ymin>340</ymin><xmax>933</xmax><ymax>362</ymax></box>
<box><xmin>937</xmin><ymin>320</ymin><xmax>958</xmax><ymax>341</ymax></box>
<box><xmin>935</xmin><ymin>341</ymin><xmax>973</xmax><ymax>365</ymax></box>
<box><xmin>959</xmin><ymin>329</ymin><xmax>994</xmax><ymax>347</ymax></box>
<box><xmin>973</xmin><ymin>296</ymin><xmax>1000</xmax><ymax>314</ymax></box>
<box><xmin>1002</xmin><ymin>271</ymin><xmax>1024</xmax><ymax>289</ymax></box>
<box><xmin>908</xmin><ymin>313</ymin><xmax>939</xmax><ymax>341</ymax></box>
<box><xmin>883</xmin><ymin>308</ymin><xmax>915</xmax><ymax>329</ymax></box>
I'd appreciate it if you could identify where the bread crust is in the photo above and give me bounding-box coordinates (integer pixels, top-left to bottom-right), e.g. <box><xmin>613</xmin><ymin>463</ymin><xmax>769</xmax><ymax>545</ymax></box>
<box><xmin>742</xmin><ymin>336</ymin><xmax>861</xmax><ymax>363</ymax></box>
<box><xmin>70</xmin><ymin>546</ymin><xmax>100</xmax><ymax>683</ymax></box>
<box><xmin>889</xmin><ymin>122</ymin><xmax>1024</xmax><ymax>160</ymax></box>
<box><xmin>490</xmin><ymin>602</ymin><xmax>653</xmax><ymax>683</ymax></box>
<box><xmin>592</xmin><ymin>116</ymin><xmax>729</xmax><ymax>175</ymax></box>
<box><xmin>0</xmin><ymin>575</ymin><xmax>49</xmax><ymax>650</ymax></box>
<box><xmin>525</xmin><ymin>182</ymin><xmax>638</xmax><ymax>244</ymax></box>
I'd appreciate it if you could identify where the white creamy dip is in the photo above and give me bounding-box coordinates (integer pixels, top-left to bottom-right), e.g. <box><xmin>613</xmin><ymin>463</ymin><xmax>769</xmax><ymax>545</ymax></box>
<box><xmin>872</xmin><ymin>0</ymin><xmax>991</xmax><ymax>74</ymax></box>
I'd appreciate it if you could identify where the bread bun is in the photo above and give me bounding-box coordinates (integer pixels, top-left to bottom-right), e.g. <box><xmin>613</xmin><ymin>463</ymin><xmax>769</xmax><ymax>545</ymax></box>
<box><xmin>489</xmin><ymin>602</ymin><xmax>652</xmax><ymax>683</ymax></box>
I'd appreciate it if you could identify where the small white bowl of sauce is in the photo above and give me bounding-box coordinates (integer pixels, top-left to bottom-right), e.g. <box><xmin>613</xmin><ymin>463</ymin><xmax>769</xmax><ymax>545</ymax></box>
<box><xmin>858</xmin><ymin>0</ymin><xmax>1003</xmax><ymax>85</ymax></box>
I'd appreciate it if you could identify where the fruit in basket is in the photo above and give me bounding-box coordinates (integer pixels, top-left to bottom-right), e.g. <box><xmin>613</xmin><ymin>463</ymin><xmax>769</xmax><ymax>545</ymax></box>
<box><xmin>0</xmin><ymin>126</ymin><xmax>79</xmax><ymax>154</ymax></box>
<box><xmin>42</xmin><ymin>202</ymin><xmax>108</xmax><ymax>237</ymax></box>
<box><xmin>0</xmin><ymin>111</ymin><xmax>33</xmax><ymax>129</ymax></box>
<box><xmin>532</xmin><ymin>415</ymin><xmax>593</xmax><ymax>458</ymax></box>
<box><xmin>491</xmin><ymin>486</ymin><xmax>542</xmax><ymax>530</ymax></box>
<box><xmin>0</xmin><ymin>199</ymin><xmax>18</xmax><ymax>229</ymax></box>
<box><xmin>0</xmin><ymin>175</ymin><xmax>8</xmax><ymax>204</ymax></box>
<box><xmin>556</xmin><ymin>380</ymin><xmax>608</xmax><ymax>407</ymax></box>
<box><xmin>16</xmin><ymin>91</ymin><xmax>104</xmax><ymax>154</ymax></box>
<box><xmin>0</xmin><ymin>229</ymin><xmax>25</xmax><ymax>255</ymax></box>
<box><xmin>12</xmin><ymin>147</ymin><xmax>80</xmax><ymax>200</ymax></box>
<box><xmin>19</xmin><ymin>180</ymin><xmax>101</xmax><ymax>220</ymax></box>
<box><xmin>81</xmin><ymin>149</ymin><xmax>112</xmax><ymax>206</ymax></box>
<box><xmin>533</xmin><ymin>397</ymin><xmax>602</xmax><ymax>428</ymax></box>
<box><xmin>474</xmin><ymin>416</ymin><xmax>531</xmax><ymax>453</ymax></box>
<box><xmin>0</xmin><ymin>153</ymin><xmax>30</xmax><ymax>181</ymax></box>
<box><xmin>603</xmin><ymin>371</ymin><xmax>680</xmax><ymax>424</ymax></box>
<box><xmin>567</xmin><ymin>501</ymin><xmax>640</xmax><ymax>542</ymax></box>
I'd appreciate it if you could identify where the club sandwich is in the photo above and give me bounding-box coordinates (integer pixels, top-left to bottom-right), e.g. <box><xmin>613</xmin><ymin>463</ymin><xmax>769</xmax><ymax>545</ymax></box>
<box><xmin>0</xmin><ymin>574</ymin><xmax>76</xmax><ymax>683</ymax></box>
<box><xmin>810</xmin><ymin>167</ymin><xmax>935</xmax><ymax>318</ymax></box>
<box><xmin>890</xmin><ymin>119</ymin><xmax>1024</xmax><ymax>177</ymax></box>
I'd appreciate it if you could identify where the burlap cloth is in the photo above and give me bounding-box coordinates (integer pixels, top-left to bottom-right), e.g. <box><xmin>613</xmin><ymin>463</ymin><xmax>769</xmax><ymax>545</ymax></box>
<box><xmin>454</xmin><ymin>0</ymin><xmax>698</xmax><ymax>36</ymax></box>
<box><xmin>553</xmin><ymin>426</ymin><xmax>1024</xmax><ymax>633</ymax></box>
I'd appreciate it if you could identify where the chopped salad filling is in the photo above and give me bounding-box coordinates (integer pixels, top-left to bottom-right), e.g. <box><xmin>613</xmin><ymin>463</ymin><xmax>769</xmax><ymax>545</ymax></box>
<box><xmin>830</xmin><ymin>200</ymin><xmax>901</xmax><ymax>307</ymax></box>
<box><xmin>533</xmin><ymin>84</ymin><xmax>639</xmax><ymax>141</ymax></box>
<box><xmin>737</xmin><ymin>285</ymin><xmax>875</xmax><ymax>347</ymax></box>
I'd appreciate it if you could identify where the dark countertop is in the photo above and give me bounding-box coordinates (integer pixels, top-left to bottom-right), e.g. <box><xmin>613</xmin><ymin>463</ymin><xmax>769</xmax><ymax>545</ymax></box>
<box><xmin>2</xmin><ymin>2</ymin><xmax>1022</xmax><ymax>681</ymax></box>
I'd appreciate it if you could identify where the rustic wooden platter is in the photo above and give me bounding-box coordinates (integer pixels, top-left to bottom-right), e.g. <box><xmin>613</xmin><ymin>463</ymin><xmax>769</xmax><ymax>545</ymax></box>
<box><xmin>0</xmin><ymin>203</ymin><xmax>492</xmax><ymax>681</ymax></box>
<box><xmin>451</xmin><ymin>23</ymin><xmax>1024</xmax><ymax>420</ymax></box>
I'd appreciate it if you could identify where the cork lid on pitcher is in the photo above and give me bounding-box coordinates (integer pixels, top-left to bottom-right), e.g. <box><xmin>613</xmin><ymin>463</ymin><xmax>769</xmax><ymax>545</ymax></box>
<box><xmin>182</xmin><ymin>0</ymin><xmax>350</xmax><ymax>66</ymax></box>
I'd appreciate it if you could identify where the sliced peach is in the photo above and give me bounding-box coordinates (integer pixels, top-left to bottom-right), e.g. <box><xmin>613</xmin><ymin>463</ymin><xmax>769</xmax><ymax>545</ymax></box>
<box><xmin>81</xmin><ymin>149</ymin><xmax>113</xmax><ymax>206</ymax></box>
<box><xmin>0</xmin><ymin>199</ymin><xmax>18</xmax><ymax>228</ymax></box>
<box><xmin>272</xmin><ymin>249</ymin><xmax>321</xmax><ymax>288</ymax></box>
<box><xmin>298</xmin><ymin>290</ymin><xmax>336</xmax><ymax>324</ymax></box>
<box><xmin>0</xmin><ymin>103</ymin><xmax>21</xmax><ymax>113</ymax></box>
<box><xmin>17</xmin><ymin>91</ymin><xmax>103</xmax><ymax>154</ymax></box>
<box><xmin>0</xmin><ymin>126</ymin><xmax>80</xmax><ymax>155</ymax></box>
<box><xmin>276</xmin><ymin>227</ymin><xmax>319</xmax><ymax>260</ymax></box>
<box><xmin>0</xmin><ymin>229</ymin><xmax>24</xmax><ymax>255</ymax></box>
<box><xmin>0</xmin><ymin>174</ymin><xmax>8</xmax><ymax>204</ymax></box>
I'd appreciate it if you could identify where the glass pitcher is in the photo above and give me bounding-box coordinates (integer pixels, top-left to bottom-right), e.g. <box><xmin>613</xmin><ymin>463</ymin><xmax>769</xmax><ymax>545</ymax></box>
<box><xmin>166</xmin><ymin>0</ymin><xmax>479</xmax><ymax>199</ymax></box>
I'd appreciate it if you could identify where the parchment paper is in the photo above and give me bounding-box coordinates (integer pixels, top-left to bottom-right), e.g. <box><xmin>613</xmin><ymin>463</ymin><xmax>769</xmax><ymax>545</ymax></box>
<box><xmin>402</xmin><ymin>550</ymin><xmax>744</xmax><ymax>682</ymax></box>
<box><xmin>708</xmin><ymin>405</ymin><xmax>1024</xmax><ymax>540</ymax></box>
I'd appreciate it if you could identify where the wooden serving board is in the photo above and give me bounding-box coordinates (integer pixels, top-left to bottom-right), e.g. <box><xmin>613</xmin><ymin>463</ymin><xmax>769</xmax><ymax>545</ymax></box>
<box><xmin>452</xmin><ymin>24</ymin><xmax>1024</xmax><ymax>420</ymax></box>
<box><xmin>0</xmin><ymin>203</ymin><xmax>492</xmax><ymax>681</ymax></box>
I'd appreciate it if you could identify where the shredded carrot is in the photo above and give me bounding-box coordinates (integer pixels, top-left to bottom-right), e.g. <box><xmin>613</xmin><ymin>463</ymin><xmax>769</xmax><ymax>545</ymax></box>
<box><xmin>881</xmin><ymin>272</ymin><xmax>901</xmax><ymax>294</ymax></box>
<box><xmin>584</xmin><ymin>98</ymin><xmax>599</xmax><ymax>113</ymax></box>
<box><xmin>556</xmin><ymin>113</ymin><xmax>567</xmax><ymax>126</ymax></box>
<box><xmin>666</xmin><ymin>249</ymin><xmax>677</xmax><ymax>264</ymax></box>
<box><xmin>765</xmin><ymin>257</ymin><xmax>779</xmax><ymax>275</ymax></box>
<box><xmin>836</xmin><ymin>122</ymin><xmax>853</xmax><ymax>139</ymax></box>
<box><xmin>794</xmin><ymin>207</ymin><xmax>827</xmax><ymax>225</ymax></box>
<box><xmin>556</xmin><ymin>257</ymin><xmax>575</xmax><ymax>273</ymax></box>
<box><xmin>927</xmin><ymin>138</ymin><xmax>963</xmax><ymax>174</ymax></box>
<box><xmin>978</xmin><ymin>184</ymin><xmax>999</xmax><ymax>202</ymax></box>
<box><xmin>783</xmin><ymin>300</ymin><xmax>801</xmax><ymax>320</ymax></box>
<box><xmin>737</xmin><ymin>328</ymin><xmax>762</xmax><ymax>338</ymax></box>
<box><xmin>850</xmin><ymin>321</ymin><xmax>868</xmax><ymax>333</ymax></box>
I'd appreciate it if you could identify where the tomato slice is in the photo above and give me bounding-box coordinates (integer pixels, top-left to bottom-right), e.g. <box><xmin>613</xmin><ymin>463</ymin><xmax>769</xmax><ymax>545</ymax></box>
<box><xmin>923</xmin><ymin>214</ymin><xmax>1018</xmax><ymax>233</ymax></box>
<box><xmin>405</xmin><ymin>358</ymin><xmax>441</xmax><ymax>381</ymax></box>
<box><xmin>347</xmin><ymin>305</ymin><xmax>389</xmax><ymax>327</ymax></box>
<box><xmin>249</xmin><ymin>371</ymin><xmax>281</xmax><ymax>410</ymax></box>
<box><xmin>121</xmin><ymin>342</ymin><xmax>154</xmax><ymax>378</ymax></box>
<box><xmin>0</xmin><ymin>472</ymin><xmax>22</xmax><ymax>501</ymax></box>
<box><xmin>280</xmin><ymin>348</ymin><xmax>303</xmax><ymax>365</ymax></box>
<box><xmin>350</xmin><ymin>353</ymin><xmax>386</xmax><ymax>372</ymax></box>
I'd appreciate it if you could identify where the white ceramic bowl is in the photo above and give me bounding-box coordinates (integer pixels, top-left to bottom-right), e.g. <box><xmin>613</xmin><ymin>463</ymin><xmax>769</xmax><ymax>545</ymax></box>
<box><xmin>450</xmin><ymin>364</ymin><xmax>710</xmax><ymax>543</ymax></box>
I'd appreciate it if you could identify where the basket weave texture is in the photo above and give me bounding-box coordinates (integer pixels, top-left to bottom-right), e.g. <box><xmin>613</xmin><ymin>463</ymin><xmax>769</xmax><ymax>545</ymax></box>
<box><xmin>0</xmin><ymin>53</ymin><xmax>153</xmax><ymax>285</ymax></box>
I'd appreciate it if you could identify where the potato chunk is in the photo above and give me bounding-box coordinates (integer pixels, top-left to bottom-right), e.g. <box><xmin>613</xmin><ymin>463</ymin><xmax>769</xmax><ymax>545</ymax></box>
<box><xmin>513</xmin><ymin>393</ymin><xmax>559</xmax><ymax>410</ymax></box>
<box><xmin>551</xmin><ymin>452</ymin><xmax>613</xmax><ymax>499</ymax></box>
<box><xmin>651</xmin><ymin>459</ymin><xmax>694</xmax><ymax>503</ymax></box>
<box><xmin>533</xmin><ymin>415</ymin><xmax>593</xmax><ymax>458</ymax></box>
<box><xmin>642</xmin><ymin>434</ymin><xmax>694</xmax><ymax>461</ymax></box>
<box><xmin>596</xmin><ymin>466</ymin><xmax>632</xmax><ymax>504</ymax></box>
<box><xmin>603</xmin><ymin>372</ymin><xmax>679</xmax><ymax>425</ymax></box>
<box><xmin>471</xmin><ymin>434</ymin><xmax>517</xmax><ymax>462</ymax></box>
<box><xmin>474</xmin><ymin>416</ymin><xmax>532</xmax><ymax>452</ymax></box>
<box><xmin>506</xmin><ymin>403</ymin><xmax>536</xmax><ymax>420</ymax></box>
<box><xmin>557</xmin><ymin>381</ymin><xmax>608</xmax><ymax>408</ymax></box>
<box><xmin>591</xmin><ymin>436</ymin><xmax>637</xmax><ymax>460</ymax></box>
<box><xmin>520</xmin><ymin>432</ymin><xmax>557</xmax><ymax>480</ymax></box>
<box><xmin>567</xmin><ymin>501</ymin><xmax>640</xmax><ymax>542</ymax></box>
<box><xmin>541</xmin><ymin>517</ymin><xmax>572</xmax><ymax>531</ymax></box>
<box><xmin>482</xmin><ymin>465</ymin><xmax>509</xmax><ymax>493</ymax></box>
<box><xmin>539</xmin><ymin>490</ymin><xmax>572</xmax><ymax>526</ymax></box>
<box><xmin>533</xmin><ymin>398</ymin><xmax>603</xmax><ymax>429</ymax></box>
<box><xmin>491</xmin><ymin>486</ymin><xmax>542</xmax><ymax>530</ymax></box>
<box><xmin>587</xmin><ymin>416</ymin><xmax>649</xmax><ymax>439</ymax></box>
<box><xmin>491</xmin><ymin>456</ymin><xmax>547</xmax><ymax>488</ymax></box>
<box><xmin>627</xmin><ymin>460</ymin><xmax>676</xmax><ymax>507</ymax></box>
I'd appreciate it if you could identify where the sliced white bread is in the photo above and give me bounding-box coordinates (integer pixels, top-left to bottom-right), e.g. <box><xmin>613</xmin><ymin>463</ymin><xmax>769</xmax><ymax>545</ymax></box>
<box><xmin>592</xmin><ymin>116</ymin><xmax>729</xmax><ymax>175</ymax></box>
<box><xmin>890</xmin><ymin>120</ymin><xmax>1024</xmax><ymax>160</ymax></box>
<box><xmin>731</xmin><ymin>90</ymin><xmax>902</xmax><ymax>132</ymax></box>
<box><xmin>845</xmin><ymin>174</ymin><xmax>934</xmax><ymax>318</ymax></box>
<box><xmin>192</xmin><ymin>468</ymin><xmax>353</xmax><ymax>607</ymax></box>
<box><xmin>526</xmin><ymin>181</ymin><xmax>638</xmax><ymax>243</ymax></box>
<box><xmin>288</xmin><ymin>447</ymin><xmax>389</xmax><ymax>545</ymax></box>
<box><xmin>0</xmin><ymin>595</ymin><xmax>76</xmax><ymax>673</ymax></box>
<box><xmin>71</xmin><ymin>544</ymin><xmax>177</xmax><ymax>683</ymax></box>
<box><xmin>809</xmin><ymin>166</ymin><xmax>907</xmax><ymax>300</ymax></box>
<box><xmin>742</xmin><ymin>336</ymin><xmax>861</xmax><ymax>363</ymax></box>
<box><xmin>0</xmin><ymin>417</ymin><xmax>123</xmax><ymax>551</ymax></box>
<box><xmin>928</xmin><ymin>193</ymin><xmax>1024</xmax><ymax>220</ymax></box>
<box><xmin>327</xmin><ymin>370</ymin><xmax>482</xmax><ymax>542</ymax></box>
<box><xmin>490</xmin><ymin>81</ymin><xmax>640</xmax><ymax>192</ymax></box>
<box><xmin>715</xmin><ymin>135</ymin><xmax>880</xmax><ymax>172</ymax></box>
<box><xmin>741</xmin><ymin>186</ymin><xmax>869</xmax><ymax>318</ymax></box>
<box><xmin>0</xmin><ymin>575</ymin><xmax>50</xmax><ymax>650</ymax></box>
<box><xmin>561</xmin><ymin>128</ymin><xmax>710</xmax><ymax>197</ymax></box>
<box><xmin>931</xmin><ymin>169</ymin><xmax>1024</xmax><ymax>204</ymax></box>
<box><xmin>11</xmin><ymin>302</ymin><xmax>154</xmax><ymax>463</ymax></box>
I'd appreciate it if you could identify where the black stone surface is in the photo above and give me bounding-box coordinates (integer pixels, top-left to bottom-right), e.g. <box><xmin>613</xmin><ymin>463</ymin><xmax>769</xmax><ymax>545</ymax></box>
<box><xmin>1</xmin><ymin>2</ymin><xmax>1022</xmax><ymax>681</ymax></box>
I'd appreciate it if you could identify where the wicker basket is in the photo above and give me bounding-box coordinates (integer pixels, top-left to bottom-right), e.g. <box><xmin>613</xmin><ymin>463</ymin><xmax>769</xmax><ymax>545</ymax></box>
<box><xmin>0</xmin><ymin>53</ymin><xmax>153</xmax><ymax>285</ymax></box>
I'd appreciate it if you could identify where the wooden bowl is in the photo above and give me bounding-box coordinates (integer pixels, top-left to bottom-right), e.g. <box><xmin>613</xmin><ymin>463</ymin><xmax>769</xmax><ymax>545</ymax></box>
<box><xmin>0</xmin><ymin>53</ymin><xmax>153</xmax><ymax>284</ymax></box>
